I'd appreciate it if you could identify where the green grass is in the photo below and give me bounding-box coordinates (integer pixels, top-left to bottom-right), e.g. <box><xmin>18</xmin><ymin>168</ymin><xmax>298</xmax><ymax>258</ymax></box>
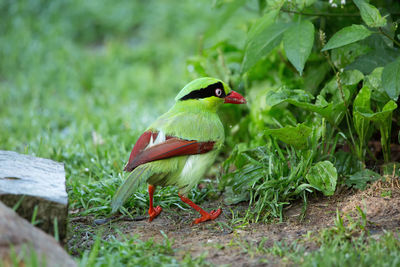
<box><xmin>1</xmin><ymin>231</ymin><xmax>211</xmax><ymax>267</ymax></box>
<box><xmin>232</xmin><ymin>209</ymin><xmax>400</xmax><ymax>266</ymax></box>
<box><xmin>78</xmin><ymin>232</ymin><xmax>210</xmax><ymax>267</ymax></box>
<box><xmin>255</xmin><ymin>231</ymin><xmax>400</xmax><ymax>266</ymax></box>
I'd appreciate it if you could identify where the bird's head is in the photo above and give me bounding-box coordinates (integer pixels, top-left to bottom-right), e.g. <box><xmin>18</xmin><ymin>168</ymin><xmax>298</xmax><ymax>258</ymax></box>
<box><xmin>174</xmin><ymin>77</ymin><xmax>246</xmax><ymax>111</ymax></box>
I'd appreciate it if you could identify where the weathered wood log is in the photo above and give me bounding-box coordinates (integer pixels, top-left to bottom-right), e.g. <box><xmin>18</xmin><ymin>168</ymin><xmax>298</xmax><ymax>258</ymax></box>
<box><xmin>0</xmin><ymin>201</ymin><xmax>76</xmax><ymax>267</ymax></box>
<box><xmin>0</xmin><ymin>150</ymin><xmax>68</xmax><ymax>241</ymax></box>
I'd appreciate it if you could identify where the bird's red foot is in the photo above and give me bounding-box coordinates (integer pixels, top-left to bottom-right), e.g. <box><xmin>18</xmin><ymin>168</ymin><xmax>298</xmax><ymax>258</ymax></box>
<box><xmin>149</xmin><ymin>206</ymin><xmax>162</xmax><ymax>222</ymax></box>
<box><xmin>192</xmin><ymin>208</ymin><xmax>222</xmax><ymax>225</ymax></box>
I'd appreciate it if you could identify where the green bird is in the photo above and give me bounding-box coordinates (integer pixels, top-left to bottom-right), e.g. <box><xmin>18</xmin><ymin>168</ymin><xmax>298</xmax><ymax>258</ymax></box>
<box><xmin>112</xmin><ymin>77</ymin><xmax>246</xmax><ymax>224</ymax></box>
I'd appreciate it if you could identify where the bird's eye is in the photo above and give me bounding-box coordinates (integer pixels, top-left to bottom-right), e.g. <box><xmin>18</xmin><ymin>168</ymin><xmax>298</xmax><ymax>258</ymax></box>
<box><xmin>215</xmin><ymin>88</ymin><xmax>223</xmax><ymax>97</ymax></box>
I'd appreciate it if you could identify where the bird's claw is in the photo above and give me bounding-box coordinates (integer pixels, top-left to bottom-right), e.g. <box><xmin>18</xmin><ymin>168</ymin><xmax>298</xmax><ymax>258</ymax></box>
<box><xmin>192</xmin><ymin>208</ymin><xmax>222</xmax><ymax>225</ymax></box>
<box><xmin>149</xmin><ymin>206</ymin><xmax>162</xmax><ymax>222</ymax></box>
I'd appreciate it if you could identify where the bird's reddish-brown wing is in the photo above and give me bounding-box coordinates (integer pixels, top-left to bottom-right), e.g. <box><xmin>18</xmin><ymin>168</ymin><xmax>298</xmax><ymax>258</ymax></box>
<box><xmin>124</xmin><ymin>131</ymin><xmax>215</xmax><ymax>172</ymax></box>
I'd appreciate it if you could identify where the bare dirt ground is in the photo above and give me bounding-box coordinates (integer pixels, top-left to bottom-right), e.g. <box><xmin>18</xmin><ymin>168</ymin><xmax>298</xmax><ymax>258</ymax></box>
<box><xmin>68</xmin><ymin>180</ymin><xmax>400</xmax><ymax>266</ymax></box>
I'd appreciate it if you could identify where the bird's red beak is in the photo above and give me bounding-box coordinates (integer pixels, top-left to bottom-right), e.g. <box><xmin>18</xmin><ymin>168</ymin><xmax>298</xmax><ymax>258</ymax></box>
<box><xmin>224</xmin><ymin>90</ymin><xmax>246</xmax><ymax>104</ymax></box>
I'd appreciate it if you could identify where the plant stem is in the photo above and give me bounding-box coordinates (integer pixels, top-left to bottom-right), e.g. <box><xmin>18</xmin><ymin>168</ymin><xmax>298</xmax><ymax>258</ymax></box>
<box><xmin>378</xmin><ymin>27</ymin><xmax>400</xmax><ymax>47</ymax></box>
<box><xmin>281</xmin><ymin>9</ymin><xmax>360</xmax><ymax>17</ymax></box>
<box><xmin>282</xmin><ymin>9</ymin><xmax>400</xmax><ymax>18</ymax></box>
<box><xmin>319</xmin><ymin>31</ymin><xmax>358</xmax><ymax>155</ymax></box>
<box><xmin>336</xmin><ymin>72</ymin><xmax>358</xmax><ymax>157</ymax></box>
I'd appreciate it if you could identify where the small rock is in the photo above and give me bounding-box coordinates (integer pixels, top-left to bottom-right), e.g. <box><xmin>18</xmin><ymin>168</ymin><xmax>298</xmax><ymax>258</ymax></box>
<box><xmin>0</xmin><ymin>201</ymin><xmax>76</xmax><ymax>267</ymax></box>
<box><xmin>94</xmin><ymin>218</ymin><xmax>112</xmax><ymax>225</ymax></box>
<box><xmin>0</xmin><ymin>150</ymin><xmax>68</xmax><ymax>240</ymax></box>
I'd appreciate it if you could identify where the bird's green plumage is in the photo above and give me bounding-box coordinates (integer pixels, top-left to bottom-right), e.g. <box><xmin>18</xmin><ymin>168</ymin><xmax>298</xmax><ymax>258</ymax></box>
<box><xmin>111</xmin><ymin>77</ymin><xmax>231</xmax><ymax>213</ymax></box>
<box><xmin>111</xmin><ymin>165</ymin><xmax>152</xmax><ymax>212</ymax></box>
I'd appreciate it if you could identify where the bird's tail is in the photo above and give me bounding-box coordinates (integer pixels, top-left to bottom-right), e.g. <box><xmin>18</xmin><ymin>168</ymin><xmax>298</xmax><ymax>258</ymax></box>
<box><xmin>111</xmin><ymin>165</ymin><xmax>151</xmax><ymax>213</ymax></box>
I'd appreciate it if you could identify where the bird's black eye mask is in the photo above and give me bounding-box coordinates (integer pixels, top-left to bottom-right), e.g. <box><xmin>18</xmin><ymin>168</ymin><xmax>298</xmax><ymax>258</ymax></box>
<box><xmin>179</xmin><ymin>82</ymin><xmax>227</xmax><ymax>101</ymax></box>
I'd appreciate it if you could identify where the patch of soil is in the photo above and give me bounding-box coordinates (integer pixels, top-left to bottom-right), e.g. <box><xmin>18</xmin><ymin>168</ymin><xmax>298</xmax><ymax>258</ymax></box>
<box><xmin>340</xmin><ymin>180</ymin><xmax>400</xmax><ymax>229</ymax></box>
<box><xmin>68</xmin><ymin>180</ymin><xmax>400</xmax><ymax>266</ymax></box>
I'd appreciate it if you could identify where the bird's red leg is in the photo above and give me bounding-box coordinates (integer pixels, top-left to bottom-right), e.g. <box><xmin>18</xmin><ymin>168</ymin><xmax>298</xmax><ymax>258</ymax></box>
<box><xmin>178</xmin><ymin>193</ymin><xmax>222</xmax><ymax>224</ymax></box>
<box><xmin>148</xmin><ymin>185</ymin><xmax>162</xmax><ymax>222</ymax></box>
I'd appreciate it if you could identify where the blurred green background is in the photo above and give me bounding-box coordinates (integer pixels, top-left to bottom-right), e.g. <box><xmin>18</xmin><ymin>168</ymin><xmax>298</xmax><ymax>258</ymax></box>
<box><xmin>1</xmin><ymin>0</ymin><xmax>215</xmax><ymax>152</ymax></box>
<box><xmin>0</xmin><ymin>0</ymin><xmax>247</xmax><ymax>186</ymax></box>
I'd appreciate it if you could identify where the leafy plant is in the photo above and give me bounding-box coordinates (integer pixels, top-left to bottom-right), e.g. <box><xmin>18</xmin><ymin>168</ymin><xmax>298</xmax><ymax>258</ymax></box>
<box><xmin>190</xmin><ymin>0</ymin><xmax>400</xmax><ymax>220</ymax></box>
<box><xmin>345</xmin><ymin>169</ymin><xmax>381</xmax><ymax>190</ymax></box>
<box><xmin>222</xmin><ymin>119</ymin><xmax>339</xmax><ymax>222</ymax></box>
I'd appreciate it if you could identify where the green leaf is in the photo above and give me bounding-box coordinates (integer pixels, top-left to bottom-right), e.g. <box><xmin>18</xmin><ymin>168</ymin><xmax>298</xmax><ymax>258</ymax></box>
<box><xmin>306</xmin><ymin>161</ymin><xmax>337</xmax><ymax>196</ymax></box>
<box><xmin>382</xmin><ymin>57</ymin><xmax>400</xmax><ymax>101</ymax></box>
<box><xmin>364</xmin><ymin>67</ymin><xmax>390</xmax><ymax>104</ymax></box>
<box><xmin>356</xmin><ymin>100</ymin><xmax>397</xmax><ymax>162</ymax></box>
<box><xmin>365</xmin><ymin>67</ymin><xmax>384</xmax><ymax>90</ymax></box>
<box><xmin>341</xmin><ymin>69</ymin><xmax>365</xmax><ymax>85</ymax></box>
<box><xmin>223</xmin><ymin>186</ymin><xmax>249</xmax><ymax>205</ymax></box>
<box><xmin>283</xmin><ymin>20</ymin><xmax>315</xmax><ymax>75</ymax></box>
<box><xmin>265</xmin><ymin>87</ymin><xmax>314</xmax><ymax>106</ymax></box>
<box><xmin>345</xmin><ymin>169</ymin><xmax>381</xmax><ymax>190</ymax></box>
<box><xmin>353</xmin><ymin>0</ymin><xmax>387</xmax><ymax>28</ymax></box>
<box><xmin>290</xmin><ymin>98</ymin><xmax>346</xmax><ymax>126</ymax></box>
<box><xmin>353</xmin><ymin>85</ymin><xmax>372</xmax><ymax>111</ymax></box>
<box><xmin>353</xmin><ymin>86</ymin><xmax>372</xmax><ymax>138</ymax></box>
<box><xmin>346</xmin><ymin>47</ymin><xmax>399</xmax><ymax>74</ymax></box>
<box><xmin>299</xmin><ymin>100</ymin><xmax>346</xmax><ymax>126</ymax></box>
<box><xmin>241</xmin><ymin>11</ymin><xmax>292</xmax><ymax>73</ymax></box>
<box><xmin>266</xmin><ymin>87</ymin><xmax>346</xmax><ymax>125</ymax></box>
<box><xmin>303</xmin><ymin>62</ymin><xmax>331</xmax><ymax>95</ymax></box>
<box><xmin>320</xmin><ymin>70</ymin><xmax>364</xmax><ymax>103</ymax></box>
<box><xmin>294</xmin><ymin>183</ymin><xmax>320</xmax><ymax>195</ymax></box>
<box><xmin>321</xmin><ymin>25</ymin><xmax>372</xmax><ymax>51</ymax></box>
<box><xmin>265</xmin><ymin>123</ymin><xmax>312</xmax><ymax>149</ymax></box>
<box><xmin>269</xmin><ymin>75</ymin><xmax>360</xmax><ymax>126</ymax></box>
<box><xmin>331</xmin><ymin>43</ymin><xmax>371</xmax><ymax>70</ymax></box>
<box><xmin>353</xmin><ymin>86</ymin><xmax>372</xmax><ymax>160</ymax></box>
<box><xmin>345</xmin><ymin>35</ymin><xmax>399</xmax><ymax>74</ymax></box>
<box><xmin>357</xmin><ymin>100</ymin><xmax>397</xmax><ymax>122</ymax></box>
<box><xmin>334</xmin><ymin>151</ymin><xmax>363</xmax><ymax>176</ymax></box>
